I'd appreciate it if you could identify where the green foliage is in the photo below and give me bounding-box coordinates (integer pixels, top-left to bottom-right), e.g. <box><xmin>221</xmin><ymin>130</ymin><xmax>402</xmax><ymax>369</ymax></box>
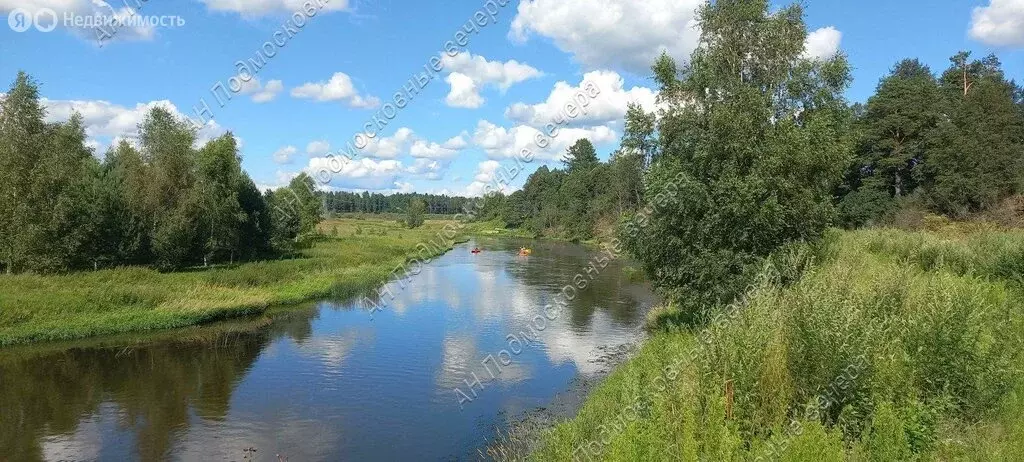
<box><xmin>839</xmin><ymin>53</ymin><xmax>1024</xmax><ymax>224</ymax></box>
<box><xmin>0</xmin><ymin>72</ymin><xmax>314</xmax><ymax>274</ymax></box>
<box><xmin>479</xmin><ymin>137</ymin><xmax>645</xmax><ymax>241</ymax></box>
<box><xmin>562</xmin><ymin>138</ymin><xmax>599</xmax><ymax>173</ymax></box>
<box><xmin>405</xmin><ymin>198</ymin><xmax>426</xmax><ymax>229</ymax></box>
<box><xmin>0</xmin><ymin>73</ymin><xmax>98</xmax><ymax>273</ymax></box>
<box><xmin>323</xmin><ymin>190</ymin><xmax>470</xmax><ymax>215</ymax></box>
<box><xmin>862</xmin><ymin>402</ymin><xmax>913</xmax><ymax>461</ymax></box>
<box><xmin>924</xmin><ymin>53</ymin><xmax>1024</xmax><ymax>216</ymax></box>
<box><xmin>196</xmin><ymin>133</ymin><xmax>245</xmax><ymax>265</ymax></box>
<box><xmin>622</xmin><ymin>0</ymin><xmax>853</xmax><ymax>319</ymax></box>
<box><xmin>838</xmin><ymin>59</ymin><xmax>939</xmax><ymax>227</ymax></box>
<box><xmin>532</xmin><ymin>227</ymin><xmax>1024</xmax><ymax>461</ymax></box>
<box><xmin>0</xmin><ymin>218</ymin><xmax>465</xmax><ymax>346</ymax></box>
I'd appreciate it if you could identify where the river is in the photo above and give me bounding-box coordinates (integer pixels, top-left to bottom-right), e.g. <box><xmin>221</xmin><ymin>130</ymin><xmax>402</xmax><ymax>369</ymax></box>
<box><xmin>0</xmin><ymin>239</ymin><xmax>657</xmax><ymax>461</ymax></box>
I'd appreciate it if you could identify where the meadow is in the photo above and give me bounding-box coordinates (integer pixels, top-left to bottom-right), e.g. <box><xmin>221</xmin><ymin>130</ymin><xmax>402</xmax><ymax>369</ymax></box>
<box><xmin>521</xmin><ymin>226</ymin><xmax>1024</xmax><ymax>461</ymax></box>
<box><xmin>0</xmin><ymin>217</ymin><xmax>464</xmax><ymax>347</ymax></box>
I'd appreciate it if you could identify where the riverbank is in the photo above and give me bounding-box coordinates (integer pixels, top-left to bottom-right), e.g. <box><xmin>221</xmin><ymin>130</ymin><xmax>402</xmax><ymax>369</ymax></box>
<box><xmin>0</xmin><ymin>218</ymin><xmax>465</xmax><ymax>347</ymax></box>
<box><xmin>527</xmin><ymin>226</ymin><xmax>1024</xmax><ymax>460</ymax></box>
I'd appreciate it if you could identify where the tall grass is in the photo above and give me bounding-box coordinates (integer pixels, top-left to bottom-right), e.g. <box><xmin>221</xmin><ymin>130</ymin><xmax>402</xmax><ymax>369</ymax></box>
<box><xmin>0</xmin><ymin>218</ymin><xmax>465</xmax><ymax>346</ymax></box>
<box><xmin>529</xmin><ymin>228</ymin><xmax>1024</xmax><ymax>461</ymax></box>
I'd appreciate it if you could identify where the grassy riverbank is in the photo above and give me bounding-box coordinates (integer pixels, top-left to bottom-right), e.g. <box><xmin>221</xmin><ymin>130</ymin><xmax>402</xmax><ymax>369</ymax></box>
<box><xmin>0</xmin><ymin>218</ymin><xmax>465</xmax><ymax>347</ymax></box>
<box><xmin>527</xmin><ymin>226</ymin><xmax>1024</xmax><ymax>460</ymax></box>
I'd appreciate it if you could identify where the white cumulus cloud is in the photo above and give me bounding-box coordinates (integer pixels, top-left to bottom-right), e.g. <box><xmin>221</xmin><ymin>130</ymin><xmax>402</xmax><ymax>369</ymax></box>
<box><xmin>472</xmin><ymin>120</ymin><xmax>617</xmax><ymax>162</ymax></box>
<box><xmin>306</xmin><ymin>140</ymin><xmax>331</xmax><ymax>155</ymax></box>
<box><xmin>306</xmin><ymin>157</ymin><xmax>406</xmax><ymax>190</ymax></box>
<box><xmin>409</xmin><ymin>133</ymin><xmax>468</xmax><ymax>159</ymax></box>
<box><xmin>803</xmin><ymin>26</ymin><xmax>843</xmax><ymax>61</ymax></box>
<box><xmin>444</xmin><ymin>73</ymin><xmax>485</xmax><ymax>109</ymax></box>
<box><xmin>357</xmin><ymin>127</ymin><xmax>468</xmax><ymax>160</ymax></box>
<box><xmin>239</xmin><ymin>78</ymin><xmax>284</xmax><ymax>103</ymax></box>
<box><xmin>291</xmin><ymin>72</ymin><xmax>380</xmax><ymax>108</ymax></box>
<box><xmin>405</xmin><ymin>158</ymin><xmax>446</xmax><ymax>180</ymax></box>
<box><xmin>197</xmin><ymin>0</ymin><xmax>349</xmax><ymax>16</ymax></box>
<box><xmin>272</xmin><ymin>145</ymin><xmax>298</xmax><ymax>164</ymax></box>
<box><xmin>509</xmin><ymin>0</ymin><xmax>703</xmax><ymax>74</ymax></box>
<box><xmin>970</xmin><ymin>0</ymin><xmax>1024</xmax><ymax>47</ymax></box>
<box><xmin>465</xmin><ymin>160</ymin><xmax>511</xmax><ymax>197</ymax></box>
<box><xmin>505</xmin><ymin>70</ymin><xmax>657</xmax><ymax>128</ymax></box>
<box><xmin>439</xmin><ymin>52</ymin><xmax>543</xmax><ymax>108</ymax></box>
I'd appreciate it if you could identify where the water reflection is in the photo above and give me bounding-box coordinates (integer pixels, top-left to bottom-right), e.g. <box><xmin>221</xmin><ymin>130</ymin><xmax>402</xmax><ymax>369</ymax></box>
<box><xmin>0</xmin><ymin>239</ymin><xmax>656</xmax><ymax>461</ymax></box>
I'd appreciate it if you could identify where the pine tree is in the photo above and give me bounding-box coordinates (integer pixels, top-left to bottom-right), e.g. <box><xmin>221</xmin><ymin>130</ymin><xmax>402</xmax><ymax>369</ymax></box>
<box><xmin>838</xmin><ymin>59</ymin><xmax>940</xmax><ymax>226</ymax></box>
<box><xmin>924</xmin><ymin>52</ymin><xmax>1024</xmax><ymax>216</ymax></box>
<box><xmin>562</xmin><ymin>139</ymin><xmax>599</xmax><ymax>174</ymax></box>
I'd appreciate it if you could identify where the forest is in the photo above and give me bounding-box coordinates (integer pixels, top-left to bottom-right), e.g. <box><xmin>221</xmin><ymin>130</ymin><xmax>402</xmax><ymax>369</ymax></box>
<box><xmin>477</xmin><ymin>51</ymin><xmax>1024</xmax><ymax>250</ymax></box>
<box><xmin>519</xmin><ymin>0</ymin><xmax>1024</xmax><ymax>460</ymax></box>
<box><xmin>0</xmin><ymin>72</ymin><xmax>324</xmax><ymax>273</ymax></box>
<box><xmin>324</xmin><ymin>191</ymin><xmax>470</xmax><ymax>215</ymax></box>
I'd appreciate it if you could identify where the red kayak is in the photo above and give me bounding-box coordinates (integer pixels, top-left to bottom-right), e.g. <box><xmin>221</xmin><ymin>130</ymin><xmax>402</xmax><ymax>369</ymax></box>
<box><xmin>471</xmin><ymin>248</ymin><xmax>482</xmax><ymax>254</ymax></box>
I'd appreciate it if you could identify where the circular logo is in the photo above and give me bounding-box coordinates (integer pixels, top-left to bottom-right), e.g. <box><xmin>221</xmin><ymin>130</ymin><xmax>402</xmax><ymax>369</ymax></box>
<box><xmin>8</xmin><ymin>8</ymin><xmax>32</xmax><ymax>32</ymax></box>
<box><xmin>34</xmin><ymin>8</ymin><xmax>57</xmax><ymax>32</ymax></box>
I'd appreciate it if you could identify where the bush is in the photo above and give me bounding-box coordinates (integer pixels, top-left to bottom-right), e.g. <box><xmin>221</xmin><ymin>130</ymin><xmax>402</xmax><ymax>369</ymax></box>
<box><xmin>533</xmin><ymin>228</ymin><xmax>1024</xmax><ymax>461</ymax></box>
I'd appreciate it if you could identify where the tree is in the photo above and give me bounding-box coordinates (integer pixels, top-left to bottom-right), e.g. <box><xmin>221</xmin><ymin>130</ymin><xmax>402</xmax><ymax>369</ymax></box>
<box><xmin>924</xmin><ymin>52</ymin><xmax>1024</xmax><ymax>216</ymax></box>
<box><xmin>562</xmin><ymin>139</ymin><xmax>599</xmax><ymax>174</ymax></box>
<box><xmin>0</xmin><ymin>72</ymin><xmax>47</xmax><ymax>273</ymax></box>
<box><xmin>266</xmin><ymin>189</ymin><xmax>302</xmax><ymax>255</ymax></box>
<box><xmin>139</xmin><ymin>107</ymin><xmax>203</xmax><ymax>270</ymax></box>
<box><xmin>609</xmin><ymin>149</ymin><xmax>644</xmax><ymax>213</ymax></box>
<box><xmin>621</xmin><ymin>104</ymin><xmax>659</xmax><ymax>170</ymax></box>
<box><xmin>406</xmin><ymin>198</ymin><xmax>426</xmax><ymax>229</ymax></box>
<box><xmin>286</xmin><ymin>173</ymin><xmax>323</xmax><ymax>237</ymax></box>
<box><xmin>521</xmin><ymin>166</ymin><xmax>564</xmax><ymax>231</ymax></box>
<box><xmin>90</xmin><ymin>140</ymin><xmax>150</xmax><ymax>267</ymax></box>
<box><xmin>0</xmin><ymin>73</ymin><xmax>282</xmax><ymax>273</ymax></box>
<box><xmin>266</xmin><ymin>173</ymin><xmax>322</xmax><ymax>253</ymax></box>
<box><xmin>622</xmin><ymin>0</ymin><xmax>853</xmax><ymax>321</ymax></box>
<box><xmin>237</xmin><ymin>173</ymin><xmax>272</xmax><ymax>259</ymax></box>
<box><xmin>499</xmin><ymin>191</ymin><xmax>530</xmax><ymax>229</ymax></box>
<box><xmin>197</xmin><ymin>133</ymin><xmax>245</xmax><ymax>265</ymax></box>
<box><xmin>838</xmin><ymin>59</ymin><xmax>940</xmax><ymax>227</ymax></box>
<box><xmin>0</xmin><ymin>74</ymin><xmax>98</xmax><ymax>272</ymax></box>
<box><xmin>558</xmin><ymin>170</ymin><xmax>594</xmax><ymax>241</ymax></box>
<box><xmin>25</xmin><ymin>113</ymin><xmax>98</xmax><ymax>272</ymax></box>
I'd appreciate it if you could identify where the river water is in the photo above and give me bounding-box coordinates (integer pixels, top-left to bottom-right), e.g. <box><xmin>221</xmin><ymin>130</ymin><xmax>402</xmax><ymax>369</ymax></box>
<box><xmin>0</xmin><ymin>239</ymin><xmax>657</xmax><ymax>461</ymax></box>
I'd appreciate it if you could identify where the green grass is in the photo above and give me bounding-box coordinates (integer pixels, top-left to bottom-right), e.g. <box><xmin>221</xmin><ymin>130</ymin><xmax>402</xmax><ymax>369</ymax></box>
<box><xmin>0</xmin><ymin>218</ymin><xmax>466</xmax><ymax>347</ymax></box>
<box><xmin>527</xmin><ymin>227</ymin><xmax>1024</xmax><ymax>461</ymax></box>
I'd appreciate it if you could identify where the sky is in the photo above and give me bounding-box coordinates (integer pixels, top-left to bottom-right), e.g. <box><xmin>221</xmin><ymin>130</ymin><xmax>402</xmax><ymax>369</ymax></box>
<box><xmin>1</xmin><ymin>0</ymin><xmax>1022</xmax><ymax>196</ymax></box>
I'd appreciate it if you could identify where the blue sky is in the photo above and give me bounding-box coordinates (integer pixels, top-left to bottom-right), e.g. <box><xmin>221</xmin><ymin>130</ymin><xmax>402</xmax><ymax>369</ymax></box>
<box><xmin>1</xmin><ymin>0</ymin><xmax>1022</xmax><ymax>196</ymax></box>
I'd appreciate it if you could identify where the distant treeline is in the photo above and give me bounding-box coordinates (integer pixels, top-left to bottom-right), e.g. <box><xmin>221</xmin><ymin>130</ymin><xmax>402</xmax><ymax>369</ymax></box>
<box><xmin>0</xmin><ymin>72</ymin><xmax>323</xmax><ymax>274</ymax></box>
<box><xmin>323</xmin><ymin>191</ymin><xmax>471</xmax><ymax>215</ymax></box>
<box><xmin>475</xmin><ymin>52</ymin><xmax>1024</xmax><ymax>243</ymax></box>
<box><xmin>473</xmin><ymin>131</ymin><xmax>646</xmax><ymax>241</ymax></box>
<box><xmin>474</xmin><ymin>47</ymin><xmax>1023</xmax><ymax>317</ymax></box>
